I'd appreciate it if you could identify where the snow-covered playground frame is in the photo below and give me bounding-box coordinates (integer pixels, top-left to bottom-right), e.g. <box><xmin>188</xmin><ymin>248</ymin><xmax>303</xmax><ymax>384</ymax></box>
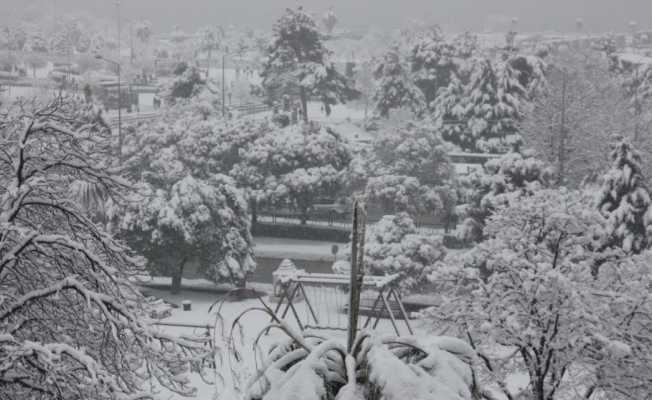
<box><xmin>267</xmin><ymin>271</ymin><xmax>414</xmax><ymax>336</ymax></box>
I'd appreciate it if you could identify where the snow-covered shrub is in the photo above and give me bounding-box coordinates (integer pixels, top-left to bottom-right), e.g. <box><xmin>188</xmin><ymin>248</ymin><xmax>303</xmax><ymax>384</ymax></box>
<box><xmin>365</xmin><ymin>213</ymin><xmax>446</xmax><ymax>291</ymax></box>
<box><xmin>0</xmin><ymin>97</ymin><xmax>212</xmax><ymax>399</ymax></box>
<box><xmin>457</xmin><ymin>151</ymin><xmax>550</xmax><ymax>242</ymax></box>
<box><xmin>424</xmin><ymin>188</ymin><xmax>652</xmax><ymax>400</ymax></box>
<box><xmin>216</xmin><ymin>307</ymin><xmax>482</xmax><ymax>400</ymax></box>
<box><xmin>597</xmin><ymin>138</ymin><xmax>652</xmax><ymax>254</ymax></box>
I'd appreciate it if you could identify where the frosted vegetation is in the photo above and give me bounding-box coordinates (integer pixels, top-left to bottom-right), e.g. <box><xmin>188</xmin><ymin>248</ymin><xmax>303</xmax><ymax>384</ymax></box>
<box><xmin>1</xmin><ymin>4</ymin><xmax>652</xmax><ymax>400</ymax></box>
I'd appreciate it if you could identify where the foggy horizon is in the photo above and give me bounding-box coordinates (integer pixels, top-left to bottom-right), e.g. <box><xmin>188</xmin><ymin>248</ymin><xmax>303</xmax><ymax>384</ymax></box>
<box><xmin>3</xmin><ymin>0</ymin><xmax>652</xmax><ymax>33</ymax></box>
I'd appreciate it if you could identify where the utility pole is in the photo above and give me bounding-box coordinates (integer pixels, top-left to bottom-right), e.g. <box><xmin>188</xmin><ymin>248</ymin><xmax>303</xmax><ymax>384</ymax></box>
<box><xmin>222</xmin><ymin>48</ymin><xmax>226</xmax><ymax>117</ymax></box>
<box><xmin>347</xmin><ymin>200</ymin><xmax>367</xmax><ymax>353</ymax></box>
<box><xmin>634</xmin><ymin>67</ymin><xmax>642</xmax><ymax>143</ymax></box>
<box><xmin>116</xmin><ymin>0</ymin><xmax>121</xmax><ymax>62</ymax></box>
<box><xmin>96</xmin><ymin>55</ymin><xmax>122</xmax><ymax>160</ymax></box>
<box><xmin>130</xmin><ymin>21</ymin><xmax>134</xmax><ymax>65</ymax></box>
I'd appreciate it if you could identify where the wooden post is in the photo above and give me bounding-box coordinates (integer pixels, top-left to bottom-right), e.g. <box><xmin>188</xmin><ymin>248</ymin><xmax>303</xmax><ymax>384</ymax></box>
<box><xmin>347</xmin><ymin>200</ymin><xmax>366</xmax><ymax>353</ymax></box>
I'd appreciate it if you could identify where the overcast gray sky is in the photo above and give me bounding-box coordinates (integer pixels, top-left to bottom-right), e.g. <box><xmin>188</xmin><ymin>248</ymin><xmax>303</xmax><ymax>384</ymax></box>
<box><xmin>2</xmin><ymin>0</ymin><xmax>651</xmax><ymax>33</ymax></box>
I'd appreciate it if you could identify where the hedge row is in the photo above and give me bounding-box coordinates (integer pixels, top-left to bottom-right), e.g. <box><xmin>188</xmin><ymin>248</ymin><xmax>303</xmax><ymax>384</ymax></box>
<box><xmin>252</xmin><ymin>222</ymin><xmax>351</xmax><ymax>243</ymax></box>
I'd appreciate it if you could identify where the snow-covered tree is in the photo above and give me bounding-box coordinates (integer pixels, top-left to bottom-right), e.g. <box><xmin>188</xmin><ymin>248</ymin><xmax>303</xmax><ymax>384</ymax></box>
<box><xmin>409</xmin><ymin>28</ymin><xmax>472</xmax><ymax>107</ymax></box>
<box><xmin>26</xmin><ymin>29</ymin><xmax>49</xmax><ymax>53</ymax></box>
<box><xmin>373</xmin><ymin>46</ymin><xmax>426</xmax><ymax>117</ymax></box>
<box><xmin>458</xmin><ymin>151</ymin><xmax>550</xmax><ymax>242</ymax></box>
<box><xmin>162</xmin><ymin>62</ymin><xmax>206</xmax><ymax>103</ymax></box>
<box><xmin>120</xmin><ymin>108</ymin><xmax>256</xmax><ymax>290</ymax></box>
<box><xmin>521</xmin><ymin>50</ymin><xmax>631</xmax><ymax>187</ymax></box>
<box><xmin>135</xmin><ymin>19</ymin><xmax>152</xmax><ymax>46</ymax></box>
<box><xmin>365</xmin><ymin>122</ymin><xmax>454</xmax><ymax>218</ymax></box>
<box><xmin>597</xmin><ymin>138</ymin><xmax>652</xmax><ymax>254</ymax></box>
<box><xmin>425</xmin><ymin>188</ymin><xmax>652</xmax><ymax>400</ymax></box>
<box><xmin>435</xmin><ymin>56</ymin><xmax>527</xmax><ymax>153</ymax></box>
<box><xmin>261</xmin><ymin>6</ymin><xmax>357</xmax><ymax>122</ymax></box>
<box><xmin>122</xmin><ymin>175</ymin><xmax>255</xmax><ymax>290</ymax></box>
<box><xmin>508</xmin><ymin>53</ymin><xmax>547</xmax><ymax>96</ymax></box>
<box><xmin>0</xmin><ymin>97</ymin><xmax>212</xmax><ymax>399</ymax></box>
<box><xmin>365</xmin><ymin>213</ymin><xmax>446</xmax><ymax>291</ymax></box>
<box><xmin>234</xmin><ymin>122</ymin><xmax>352</xmax><ymax>225</ymax></box>
<box><xmin>321</xmin><ymin>7</ymin><xmax>338</xmax><ymax>35</ymax></box>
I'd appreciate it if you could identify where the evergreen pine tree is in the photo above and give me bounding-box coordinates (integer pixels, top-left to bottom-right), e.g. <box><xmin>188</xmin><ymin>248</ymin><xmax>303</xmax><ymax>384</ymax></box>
<box><xmin>261</xmin><ymin>6</ymin><xmax>357</xmax><ymax>122</ymax></box>
<box><xmin>435</xmin><ymin>56</ymin><xmax>526</xmax><ymax>153</ymax></box>
<box><xmin>373</xmin><ymin>47</ymin><xmax>425</xmax><ymax>117</ymax></box>
<box><xmin>597</xmin><ymin>138</ymin><xmax>652</xmax><ymax>254</ymax></box>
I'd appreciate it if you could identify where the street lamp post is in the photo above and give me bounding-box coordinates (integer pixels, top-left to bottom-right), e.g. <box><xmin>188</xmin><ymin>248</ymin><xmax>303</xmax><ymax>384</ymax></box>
<box><xmin>96</xmin><ymin>55</ymin><xmax>122</xmax><ymax>159</ymax></box>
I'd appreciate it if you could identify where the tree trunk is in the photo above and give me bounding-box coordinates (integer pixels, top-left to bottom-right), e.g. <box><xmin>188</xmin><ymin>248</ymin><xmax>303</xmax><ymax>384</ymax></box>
<box><xmin>299</xmin><ymin>87</ymin><xmax>308</xmax><ymax>123</ymax></box>
<box><xmin>300</xmin><ymin>206</ymin><xmax>309</xmax><ymax>225</ymax></box>
<box><xmin>557</xmin><ymin>71</ymin><xmax>568</xmax><ymax>186</ymax></box>
<box><xmin>250</xmin><ymin>197</ymin><xmax>258</xmax><ymax>226</ymax></box>
<box><xmin>170</xmin><ymin>258</ymin><xmax>187</xmax><ymax>294</ymax></box>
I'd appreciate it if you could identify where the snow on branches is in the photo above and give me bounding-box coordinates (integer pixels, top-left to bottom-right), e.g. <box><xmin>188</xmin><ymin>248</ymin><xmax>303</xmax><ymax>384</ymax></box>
<box><xmin>120</xmin><ymin>110</ymin><xmax>257</xmax><ymax>289</ymax></box>
<box><xmin>233</xmin><ymin>122</ymin><xmax>352</xmax><ymax>224</ymax></box>
<box><xmin>424</xmin><ymin>188</ymin><xmax>652</xmax><ymax>400</ymax></box>
<box><xmin>121</xmin><ymin>174</ymin><xmax>255</xmax><ymax>289</ymax></box>
<box><xmin>365</xmin><ymin>122</ymin><xmax>454</xmax><ymax>218</ymax></box>
<box><xmin>457</xmin><ymin>151</ymin><xmax>551</xmax><ymax>242</ymax></box>
<box><xmin>373</xmin><ymin>47</ymin><xmax>426</xmax><ymax>118</ymax></box>
<box><xmin>435</xmin><ymin>56</ymin><xmax>527</xmax><ymax>153</ymax></box>
<box><xmin>0</xmin><ymin>97</ymin><xmax>212</xmax><ymax>399</ymax></box>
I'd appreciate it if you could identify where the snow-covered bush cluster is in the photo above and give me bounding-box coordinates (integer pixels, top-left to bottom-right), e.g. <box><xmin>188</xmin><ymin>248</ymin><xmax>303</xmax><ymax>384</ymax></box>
<box><xmin>0</xmin><ymin>97</ymin><xmax>213</xmax><ymax>399</ymax></box>
<box><xmin>365</xmin><ymin>213</ymin><xmax>446</xmax><ymax>291</ymax></box>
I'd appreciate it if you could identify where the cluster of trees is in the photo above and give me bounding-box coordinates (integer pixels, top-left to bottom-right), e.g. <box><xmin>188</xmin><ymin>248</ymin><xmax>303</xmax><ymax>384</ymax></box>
<box><xmin>418</xmin><ymin>116</ymin><xmax>652</xmax><ymax>399</ymax></box>
<box><xmin>117</xmin><ymin>89</ymin><xmax>355</xmax><ymax>290</ymax></box>
<box><xmin>372</xmin><ymin>27</ymin><xmax>545</xmax><ymax>153</ymax></box>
